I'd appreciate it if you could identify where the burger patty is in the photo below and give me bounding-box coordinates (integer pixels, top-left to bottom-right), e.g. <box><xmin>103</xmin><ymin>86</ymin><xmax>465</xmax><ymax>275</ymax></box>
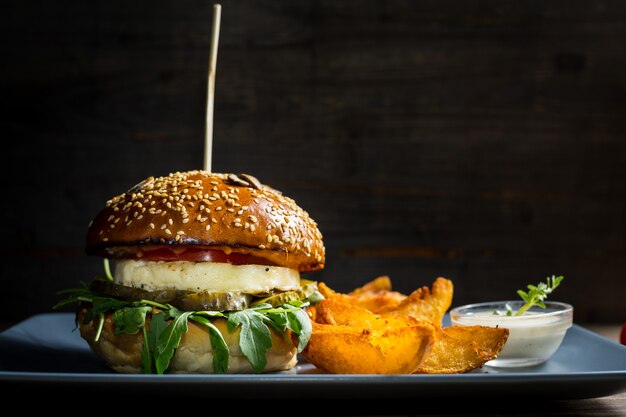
<box><xmin>113</xmin><ymin>259</ymin><xmax>301</xmax><ymax>293</ymax></box>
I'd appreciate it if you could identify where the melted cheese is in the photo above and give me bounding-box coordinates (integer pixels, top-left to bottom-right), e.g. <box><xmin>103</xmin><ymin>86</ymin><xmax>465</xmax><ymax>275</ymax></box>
<box><xmin>113</xmin><ymin>259</ymin><xmax>301</xmax><ymax>293</ymax></box>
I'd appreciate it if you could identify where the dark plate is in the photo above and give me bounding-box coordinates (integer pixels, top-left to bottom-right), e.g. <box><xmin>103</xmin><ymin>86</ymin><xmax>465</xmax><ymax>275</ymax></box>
<box><xmin>1</xmin><ymin>313</ymin><xmax>625</xmax><ymax>401</ymax></box>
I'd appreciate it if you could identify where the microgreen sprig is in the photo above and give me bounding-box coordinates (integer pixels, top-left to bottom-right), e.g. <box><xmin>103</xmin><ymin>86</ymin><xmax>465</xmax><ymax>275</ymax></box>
<box><xmin>512</xmin><ymin>275</ymin><xmax>564</xmax><ymax>316</ymax></box>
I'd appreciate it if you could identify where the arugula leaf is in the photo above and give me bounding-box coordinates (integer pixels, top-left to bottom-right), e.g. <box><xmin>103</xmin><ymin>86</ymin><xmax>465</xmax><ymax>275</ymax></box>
<box><xmin>189</xmin><ymin>315</ymin><xmax>229</xmax><ymax>374</ymax></box>
<box><xmin>141</xmin><ymin>326</ymin><xmax>152</xmax><ymax>374</ymax></box>
<box><xmin>112</xmin><ymin>306</ymin><xmax>152</xmax><ymax>335</ymax></box>
<box><xmin>288</xmin><ymin>308</ymin><xmax>312</xmax><ymax>352</ymax></box>
<box><xmin>228</xmin><ymin>310</ymin><xmax>272</xmax><ymax>373</ymax></box>
<box><xmin>265</xmin><ymin>306</ymin><xmax>312</xmax><ymax>353</ymax></box>
<box><xmin>265</xmin><ymin>311</ymin><xmax>288</xmax><ymax>332</ymax></box>
<box><xmin>84</xmin><ymin>297</ymin><xmax>129</xmax><ymax>324</ymax></box>
<box><xmin>155</xmin><ymin>312</ymin><xmax>193</xmax><ymax>374</ymax></box>
<box><xmin>144</xmin><ymin>312</ymin><xmax>168</xmax><ymax>374</ymax></box>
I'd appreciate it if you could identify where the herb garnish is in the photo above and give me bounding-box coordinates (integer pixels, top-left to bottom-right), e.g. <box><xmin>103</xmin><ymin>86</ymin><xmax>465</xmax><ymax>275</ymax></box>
<box><xmin>496</xmin><ymin>275</ymin><xmax>564</xmax><ymax>316</ymax></box>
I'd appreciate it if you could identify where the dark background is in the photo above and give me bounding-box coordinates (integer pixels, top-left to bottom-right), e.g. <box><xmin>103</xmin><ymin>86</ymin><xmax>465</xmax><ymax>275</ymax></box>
<box><xmin>2</xmin><ymin>0</ymin><xmax>625</xmax><ymax>325</ymax></box>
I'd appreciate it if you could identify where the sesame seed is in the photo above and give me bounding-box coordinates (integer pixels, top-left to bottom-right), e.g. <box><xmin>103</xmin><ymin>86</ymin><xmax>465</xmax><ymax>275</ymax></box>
<box><xmin>258</xmin><ymin>244</ymin><xmax>265</xmax><ymax>249</ymax></box>
<box><xmin>216</xmin><ymin>207</ymin><xmax>222</xmax><ymax>211</ymax></box>
<box><xmin>110</xmin><ymin>224</ymin><xmax>115</xmax><ymax>229</ymax></box>
<box><xmin>161</xmin><ymin>224</ymin><xmax>167</xmax><ymax>230</ymax></box>
<box><xmin>267</xmin><ymin>235</ymin><xmax>273</xmax><ymax>243</ymax></box>
<box><xmin>103</xmin><ymin>237</ymin><xmax>109</xmax><ymax>242</ymax></box>
<box><xmin>165</xmin><ymin>229</ymin><xmax>172</xmax><ymax>235</ymax></box>
<box><xmin>211</xmin><ymin>218</ymin><xmax>217</xmax><ymax>223</ymax></box>
<box><xmin>137</xmin><ymin>215</ymin><xmax>143</xmax><ymax>220</ymax></box>
<box><xmin>107</xmin><ymin>215</ymin><xmax>115</xmax><ymax>222</ymax></box>
<box><xmin>150</xmin><ymin>223</ymin><xmax>155</xmax><ymax>229</ymax></box>
<box><xmin>177</xmin><ymin>230</ymin><xmax>184</xmax><ymax>235</ymax></box>
<box><xmin>234</xmin><ymin>222</ymin><xmax>243</xmax><ymax>228</ymax></box>
<box><xmin>205</xmin><ymin>224</ymin><xmax>211</xmax><ymax>231</ymax></box>
<box><xmin>182</xmin><ymin>218</ymin><xmax>189</xmax><ymax>223</ymax></box>
<box><xmin>227</xmin><ymin>208</ymin><xmax>235</xmax><ymax>213</ymax></box>
<box><xmin>168</xmin><ymin>219</ymin><xmax>173</xmax><ymax>225</ymax></box>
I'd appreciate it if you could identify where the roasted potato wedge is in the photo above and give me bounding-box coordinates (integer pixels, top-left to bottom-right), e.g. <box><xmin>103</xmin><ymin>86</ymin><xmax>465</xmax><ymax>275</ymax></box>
<box><xmin>303</xmin><ymin>321</ymin><xmax>435</xmax><ymax>374</ymax></box>
<box><xmin>315</xmin><ymin>299</ymin><xmax>422</xmax><ymax>329</ymax></box>
<box><xmin>417</xmin><ymin>325</ymin><xmax>509</xmax><ymax>374</ymax></box>
<box><xmin>378</xmin><ymin>277</ymin><xmax>453</xmax><ymax>325</ymax></box>
<box><xmin>348</xmin><ymin>276</ymin><xmax>392</xmax><ymax>295</ymax></box>
<box><xmin>309</xmin><ymin>277</ymin><xmax>506</xmax><ymax>374</ymax></box>
<box><xmin>318</xmin><ymin>280</ymin><xmax>406</xmax><ymax>313</ymax></box>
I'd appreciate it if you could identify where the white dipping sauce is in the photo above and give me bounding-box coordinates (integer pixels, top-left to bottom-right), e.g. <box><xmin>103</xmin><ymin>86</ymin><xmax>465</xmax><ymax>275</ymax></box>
<box><xmin>450</xmin><ymin>302</ymin><xmax>573</xmax><ymax>367</ymax></box>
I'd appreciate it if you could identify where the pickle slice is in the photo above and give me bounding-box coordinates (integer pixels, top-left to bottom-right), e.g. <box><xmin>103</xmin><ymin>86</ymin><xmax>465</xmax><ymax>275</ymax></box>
<box><xmin>90</xmin><ymin>279</ymin><xmax>251</xmax><ymax>311</ymax></box>
<box><xmin>172</xmin><ymin>291</ymin><xmax>252</xmax><ymax>311</ymax></box>
<box><xmin>250</xmin><ymin>291</ymin><xmax>302</xmax><ymax>307</ymax></box>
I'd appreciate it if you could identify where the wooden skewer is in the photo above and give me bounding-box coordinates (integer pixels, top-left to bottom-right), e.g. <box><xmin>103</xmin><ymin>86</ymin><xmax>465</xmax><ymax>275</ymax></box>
<box><xmin>204</xmin><ymin>3</ymin><xmax>222</xmax><ymax>172</ymax></box>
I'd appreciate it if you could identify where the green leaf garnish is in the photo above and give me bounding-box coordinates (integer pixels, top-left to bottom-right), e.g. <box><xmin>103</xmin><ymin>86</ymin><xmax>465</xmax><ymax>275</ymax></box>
<box><xmin>514</xmin><ymin>275</ymin><xmax>564</xmax><ymax>316</ymax></box>
<box><xmin>145</xmin><ymin>312</ymin><xmax>168</xmax><ymax>374</ymax></box>
<box><xmin>112</xmin><ymin>306</ymin><xmax>152</xmax><ymax>335</ymax></box>
<box><xmin>189</xmin><ymin>315</ymin><xmax>229</xmax><ymax>374</ymax></box>
<box><xmin>155</xmin><ymin>311</ymin><xmax>193</xmax><ymax>374</ymax></box>
<box><xmin>228</xmin><ymin>309</ymin><xmax>272</xmax><ymax>373</ymax></box>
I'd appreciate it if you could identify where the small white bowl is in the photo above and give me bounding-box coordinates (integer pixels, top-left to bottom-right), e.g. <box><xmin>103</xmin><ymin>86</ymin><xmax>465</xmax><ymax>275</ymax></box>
<box><xmin>450</xmin><ymin>301</ymin><xmax>574</xmax><ymax>368</ymax></box>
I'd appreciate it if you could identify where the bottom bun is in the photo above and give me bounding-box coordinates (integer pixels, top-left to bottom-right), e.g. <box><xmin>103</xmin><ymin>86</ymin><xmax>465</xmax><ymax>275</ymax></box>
<box><xmin>77</xmin><ymin>306</ymin><xmax>298</xmax><ymax>374</ymax></box>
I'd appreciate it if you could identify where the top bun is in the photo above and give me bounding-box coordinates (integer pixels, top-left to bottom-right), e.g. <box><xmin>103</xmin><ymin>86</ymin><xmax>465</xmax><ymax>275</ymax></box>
<box><xmin>86</xmin><ymin>171</ymin><xmax>325</xmax><ymax>272</ymax></box>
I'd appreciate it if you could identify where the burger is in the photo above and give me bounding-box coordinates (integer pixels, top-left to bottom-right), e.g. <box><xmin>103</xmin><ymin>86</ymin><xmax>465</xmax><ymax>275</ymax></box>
<box><xmin>56</xmin><ymin>171</ymin><xmax>325</xmax><ymax>374</ymax></box>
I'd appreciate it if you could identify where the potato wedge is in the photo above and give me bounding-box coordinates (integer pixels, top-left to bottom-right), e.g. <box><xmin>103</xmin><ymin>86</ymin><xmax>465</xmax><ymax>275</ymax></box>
<box><xmin>303</xmin><ymin>321</ymin><xmax>435</xmax><ymax>374</ymax></box>
<box><xmin>315</xmin><ymin>299</ymin><xmax>422</xmax><ymax>329</ymax></box>
<box><xmin>378</xmin><ymin>277</ymin><xmax>453</xmax><ymax>325</ymax></box>
<box><xmin>348</xmin><ymin>276</ymin><xmax>392</xmax><ymax>295</ymax></box>
<box><xmin>318</xmin><ymin>281</ymin><xmax>406</xmax><ymax>313</ymax></box>
<box><xmin>417</xmin><ymin>325</ymin><xmax>509</xmax><ymax>374</ymax></box>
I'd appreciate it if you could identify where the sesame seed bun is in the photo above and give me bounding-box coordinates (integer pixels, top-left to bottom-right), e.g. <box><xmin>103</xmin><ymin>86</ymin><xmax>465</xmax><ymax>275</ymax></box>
<box><xmin>86</xmin><ymin>171</ymin><xmax>325</xmax><ymax>272</ymax></box>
